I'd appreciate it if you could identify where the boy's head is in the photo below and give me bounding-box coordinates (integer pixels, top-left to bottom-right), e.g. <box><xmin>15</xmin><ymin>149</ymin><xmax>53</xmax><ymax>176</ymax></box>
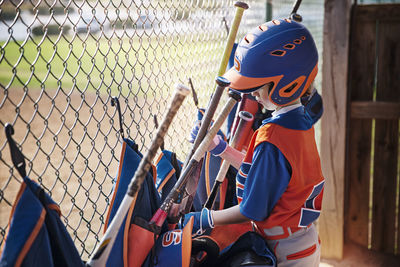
<box><xmin>224</xmin><ymin>19</ymin><xmax>318</xmax><ymax>107</ymax></box>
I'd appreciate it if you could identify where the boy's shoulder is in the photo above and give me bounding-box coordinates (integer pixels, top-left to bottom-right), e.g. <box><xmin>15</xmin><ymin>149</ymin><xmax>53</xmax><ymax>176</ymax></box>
<box><xmin>254</xmin><ymin>123</ymin><xmax>280</xmax><ymax>147</ymax></box>
<box><xmin>261</xmin><ymin>106</ymin><xmax>313</xmax><ymax>131</ymax></box>
<box><xmin>254</xmin><ymin>107</ymin><xmax>314</xmax><ymax>147</ymax></box>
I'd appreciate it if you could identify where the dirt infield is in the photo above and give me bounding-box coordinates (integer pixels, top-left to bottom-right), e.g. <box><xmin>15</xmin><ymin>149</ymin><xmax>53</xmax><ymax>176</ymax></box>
<box><xmin>0</xmin><ymin>88</ymin><xmax>194</xmax><ymax>258</ymax></box>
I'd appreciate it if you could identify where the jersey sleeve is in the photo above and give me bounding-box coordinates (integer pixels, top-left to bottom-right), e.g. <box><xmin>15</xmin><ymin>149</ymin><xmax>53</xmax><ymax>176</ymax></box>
<box><xmin>239</xmin><ymin>142</ymin><xmax>292</xmax><ymax>221</ymax></box>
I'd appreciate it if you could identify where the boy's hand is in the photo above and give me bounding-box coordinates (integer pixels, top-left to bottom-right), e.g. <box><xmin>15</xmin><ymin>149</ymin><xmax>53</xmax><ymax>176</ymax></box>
<box><xmin>183</xmin><ymin>208</ymin><xmax>214</xmax><ymax>236</ymax></box>
<box><xmin>188</xmin><ymin>120</ymin><xmax>201</xmax><ymax>143</ymax></box>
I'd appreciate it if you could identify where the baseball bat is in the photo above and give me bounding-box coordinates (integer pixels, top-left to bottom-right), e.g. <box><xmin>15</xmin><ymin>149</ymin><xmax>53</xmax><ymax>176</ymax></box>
<box><xmin>181</xmin><ymin>1</ymin><xmax>248</xmax><ymax>169</ymax></box>
<box><xmin>188</xmin><ymin>77</ymin><xmax>200</xmax><ymax>110</ymax></box>
<box><xmin>87</xmin><ymin>84</ymin><xmax>190</xmax><ymax>267</ymax></box>
<box><xmin>149</xmin><ymin>87</ymin><xmax>242</xmax><ymax>228</ymax></box>
<box><xmin>290</xmin><ymin>0</ymin><xmax>303</xmax><ymax>22</ymax></box>
<box><xmin>168</xmin><ymin>1</ymin><xmax>248</xmax><ymax>224</ymax></box>
<box><xmin>204</xmin><ymin>111</ymin><xmax>254</xmax><ymax>210</ymax></box>
<box><xmin>153</xmin><ymin>114</ymin><xmax>165</xmax><ymax>151</ymax></box>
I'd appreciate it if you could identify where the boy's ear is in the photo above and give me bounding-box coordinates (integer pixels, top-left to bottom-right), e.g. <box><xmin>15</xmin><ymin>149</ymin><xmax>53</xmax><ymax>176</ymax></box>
<box><xmin>267</xmin><ymin>82</ymin><xmax>274</xmax><ymax>94</ymax></box>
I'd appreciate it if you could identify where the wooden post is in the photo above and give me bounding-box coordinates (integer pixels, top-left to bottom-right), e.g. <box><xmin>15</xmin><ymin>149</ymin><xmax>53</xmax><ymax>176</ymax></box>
<box><xmin>319</xmin><ymin>0</ymin><xmax>352</xmax><ymax>259</ymax></box>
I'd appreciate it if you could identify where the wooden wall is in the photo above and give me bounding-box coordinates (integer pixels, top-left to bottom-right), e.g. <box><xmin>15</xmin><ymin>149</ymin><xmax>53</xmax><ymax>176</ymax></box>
<box><xmin>346</xmin><ymin>4</ymin><xmax>400</xmax><ymax>254</ymax></box>
<box><xmin>320</xmin><ymin>1</ymin><xmax>400</xmax><ymax>259</ymax></box>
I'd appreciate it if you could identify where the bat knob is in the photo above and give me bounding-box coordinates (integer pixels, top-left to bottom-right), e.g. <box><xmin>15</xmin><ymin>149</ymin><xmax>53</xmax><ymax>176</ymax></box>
<box><xmin>228</xmin><ymin>89</ymin><xmax>242</xmax><ymax>102</ymax></box>
<box><xmin>239</xmin><ymin>110</ymin><xmax>254</xmax><ymax>121</ymax></box>
<box><xmin>215</xmin><ymin>76</ymin><xmax>231</xmax><ymax>88</ymax></box>
<box><xmin>234</xmin><ymin>1</ymin><xmax>249</xmax><ymax>10</ymax></box>
<box><xmin>174</xmin><ymin>83</ymin><xmax>191</xmax><ymax>96</ymax></box>
<box><xmin>290</xmin><ymin>13</ymin><xmax>302</xmax><ymax>22</ymax></box>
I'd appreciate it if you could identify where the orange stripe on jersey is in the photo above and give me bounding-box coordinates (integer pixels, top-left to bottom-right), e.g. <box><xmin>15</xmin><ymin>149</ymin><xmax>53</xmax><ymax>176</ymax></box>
<box><xmin>238</xmin><ymin>169</ymin><xmax>247</xmax><ymax>177</ymax></box>
<box><xmin>236</xmin><ymin>182</ymin><xmax>245</xmax><ymax>190</ymax></box>
<box><xmin>205</xmin><ymin>152</ymin><xmax>211</xmax><ymax>196</ymax></box>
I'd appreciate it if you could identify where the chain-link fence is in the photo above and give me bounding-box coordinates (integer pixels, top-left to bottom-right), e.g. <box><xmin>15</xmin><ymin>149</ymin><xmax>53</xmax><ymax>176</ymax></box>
<box><xmin>0</xmin><ymin>0</ymin><xmax>324</xmax><ymax>259</ymax></box>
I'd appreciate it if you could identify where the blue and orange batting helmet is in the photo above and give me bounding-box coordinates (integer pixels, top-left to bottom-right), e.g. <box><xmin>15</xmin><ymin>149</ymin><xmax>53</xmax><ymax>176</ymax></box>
<box><xmin>224</xmin><ymin>19</ymin><xmax>318</xmax><ymax>106</ymax></box>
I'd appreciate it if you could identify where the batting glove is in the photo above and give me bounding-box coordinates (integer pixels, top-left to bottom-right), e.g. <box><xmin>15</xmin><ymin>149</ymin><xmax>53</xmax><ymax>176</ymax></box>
<box><xmin>188</xmin><ymin>108</ymin><xmax>207</xmax><ymax>143</ymax></box>
<box><xmin>188</xmin><ymin>120</ymin><xmax>201</xmax><ymax>144</ymax></box>
<box><xmin>208</xmin><ymin>135</ymin><xmax>228</xmax><ymax>156</ymax></box>
<box><xmin>188</xmin><ymin>121</ymin><xmax>228</xmax><ymax>156</ymax></box>
<box><xmin>183</xmin><ymin>207</ymin><xmax>214</xmax><ymax>236</ymax></box>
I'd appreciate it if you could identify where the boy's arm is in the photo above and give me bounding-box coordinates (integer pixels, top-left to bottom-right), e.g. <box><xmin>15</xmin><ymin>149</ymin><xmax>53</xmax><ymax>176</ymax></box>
<box><xmin>213</xmin><ymin>143</ymin><xmax>245</xmax><ymax>169</ymax></box>
<box><xmin>212</xmin><ymin>204</ymin><xmax>250</xmax><ymax>225</ymax></box>
<box><xmin>189</xmin><ymin>112</ymin><xmax>246</xmax><ymax>169</ymax></box>
<box><xmin>183</xmin><ymin>204</ymin><xmax>251</xmax><ymax>236</ymax></box>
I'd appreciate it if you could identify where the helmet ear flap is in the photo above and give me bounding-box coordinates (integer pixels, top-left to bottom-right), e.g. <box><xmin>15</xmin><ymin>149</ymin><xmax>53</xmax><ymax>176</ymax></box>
<box><xmin>278</xmin><ymin>76</ymin><xmax>306</xmax><ymax>98</ymax></box>
<box><xmin>269</xmin><ymin>76</ymin><xmax>307</xmax><ymax>106</ymax></box>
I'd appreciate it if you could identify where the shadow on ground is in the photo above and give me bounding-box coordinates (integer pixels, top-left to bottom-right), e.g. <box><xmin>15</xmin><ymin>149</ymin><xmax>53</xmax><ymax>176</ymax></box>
<box><xmin>321</xmin><ymin>241</ymin><xmax>400</xmax><ymax>267</ymax></box>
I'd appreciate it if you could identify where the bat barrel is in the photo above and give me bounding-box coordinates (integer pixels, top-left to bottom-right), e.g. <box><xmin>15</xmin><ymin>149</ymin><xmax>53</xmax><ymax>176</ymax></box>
<box><xmin>217</xmin><ymin>2</ymin><xmax>249</xmax><ymax>76</ymax></box>
<box><xmin>230</xmin><ymin>111</ymin><xmax>254</xmax><ymax>149</ymax></box>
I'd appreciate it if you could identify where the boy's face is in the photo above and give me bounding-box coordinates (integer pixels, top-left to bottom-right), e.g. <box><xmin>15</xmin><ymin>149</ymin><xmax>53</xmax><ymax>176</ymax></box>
<box><xmin>251</xmin><ymin>83</ymin><xmax>276</xmax><ymax>111</ymax></box>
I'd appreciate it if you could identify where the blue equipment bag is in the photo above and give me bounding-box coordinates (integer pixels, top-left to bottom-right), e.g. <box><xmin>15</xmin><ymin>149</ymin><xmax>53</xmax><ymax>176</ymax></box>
<box><xmin>215</xmin><ymin>231</ymin><xmax>277</xmax><ymax>267</ymax></box>
<box><xmin>0</xmin><ymin>177</ymin><xmax>84</xmax><ymax>267</ymax></box>
<box><xmin>104</xmin><ymin>138</ymin><xmax>167</xmax><ymax>267</ymax></box>
<box><xmin>155</xmin><ymin>150</ymin><xmax>182</xmax><ymax>202</ymax></box>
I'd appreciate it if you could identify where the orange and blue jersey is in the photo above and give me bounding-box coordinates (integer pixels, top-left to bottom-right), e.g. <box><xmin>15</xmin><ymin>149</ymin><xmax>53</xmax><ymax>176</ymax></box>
<box><xmin>237</xmin><ymin>104</ymin><xmax>324</xmax><ymax>229</ymax></box>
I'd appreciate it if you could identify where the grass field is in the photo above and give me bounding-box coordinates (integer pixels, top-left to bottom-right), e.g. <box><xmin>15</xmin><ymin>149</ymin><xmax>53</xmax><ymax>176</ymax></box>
<box><xmin>0</xmin><ymin>33</ymin><xmax>223</xmax><ymax>97</ymax></box>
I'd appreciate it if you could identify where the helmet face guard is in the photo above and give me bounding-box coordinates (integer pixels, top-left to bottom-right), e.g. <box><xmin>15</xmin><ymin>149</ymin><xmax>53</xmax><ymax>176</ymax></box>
<box><xmin>224</xmin><ymin>19</ymin><xmax>318</xmax><ymax>106</ymax></box>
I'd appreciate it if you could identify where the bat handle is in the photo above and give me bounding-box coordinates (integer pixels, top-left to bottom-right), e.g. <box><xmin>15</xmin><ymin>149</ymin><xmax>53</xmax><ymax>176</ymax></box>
<box><xmin>182</xmin><ymin>76</ymin><xmax>231</xmax><ymax>168</ymax></box>
<box><xmin>290</xmin><ymin>0</ymin><xmax>303</xmax><ymax>22</ymax></box>
<box><xmin>204</xmin><ymin>180</ymin><xmax>222</xmax><ymax>209</ymax></box>
<box><xmin>126</xmin><ymin>84</ymin><xmax>190</xmax><ymax>197</ymax></box>
<box><xmin>230</xmin><ymin>111</ymin><xmax>254</xmax><ymax>149</ymax></box>
<box><xmin>182</xmin><ymin>1</ymin><xmax>249</xmax><ymax>167</ymax></box>
<box><xmin>192</xmin><ymin>90</ymin><xmax>242</xmax><ymax>162</ymax></box>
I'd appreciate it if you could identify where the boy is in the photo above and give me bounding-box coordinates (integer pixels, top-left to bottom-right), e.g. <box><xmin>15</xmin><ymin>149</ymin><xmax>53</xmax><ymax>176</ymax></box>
<box><xmin>184</xmin><ymin>18</ymin><xmax>325</xmax><ymax>266</ymax></box>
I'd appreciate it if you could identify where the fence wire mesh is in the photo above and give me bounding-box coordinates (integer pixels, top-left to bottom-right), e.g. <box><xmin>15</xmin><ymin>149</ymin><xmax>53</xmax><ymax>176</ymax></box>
<box><xmin>0</xmin><ymin>0</ymin><xmax>324</xmax><ymax>259</ymax></box>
